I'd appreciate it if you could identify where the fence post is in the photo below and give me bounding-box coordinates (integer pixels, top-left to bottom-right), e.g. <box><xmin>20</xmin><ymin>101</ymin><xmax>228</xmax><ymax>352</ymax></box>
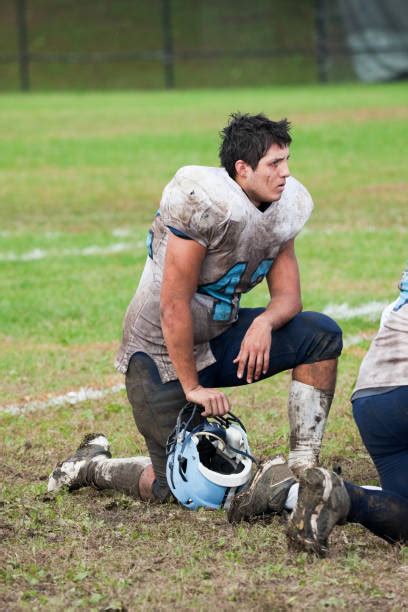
<box><xmin>161</xmin><ymin>0</ymin><xmax>174</xmax><ymax>88</ymax></box>
<box><xmin>315</xmin><ymin>0</ymin><xmax>329</xmax><ymax>83</ymax></box>
<box><xmin>15</xmin><ymin>0</ymin><xmax>30</xmax><ymax>91</ymax></box>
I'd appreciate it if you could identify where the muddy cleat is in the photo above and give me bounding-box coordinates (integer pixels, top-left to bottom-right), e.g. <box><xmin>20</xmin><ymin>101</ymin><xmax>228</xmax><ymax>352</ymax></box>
<box><xmin>286</xmin><ymin>467</ymin><xmax>351</xmax><ymax>557</ymax></box>
<box><xmin>227</xmin><ymin>455</ymin><xmax>296</xmax><ymax>523</ymax></box>
<box><xmin>47</xmin><ymin>433</ymin><xmax>111</xmax><ymax>492</ymax></box>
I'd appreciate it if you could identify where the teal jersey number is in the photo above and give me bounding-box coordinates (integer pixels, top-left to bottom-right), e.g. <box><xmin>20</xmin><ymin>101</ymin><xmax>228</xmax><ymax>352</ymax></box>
<box><xmin>394</xmin><ymin>267</ymin><xmax>408</xmax><ymax>311</ymax></box>
<box><xmin>198</xmin><ymin>259</ymin><xmax>274</xmax><ymax>321</ymax></box>
<box><xmin>146</xmin><ymin>230</ymin><xmax>154</xmax><ymax>259</ymax></box>
<box><xmin>198</xmin><ymin>262</ymin><xmax>247</xmax><ymax>321</ymax></box>
<box><xmin>250</xmin><ymin>259</ymin><xmax>274</xmax><ymax>286</ymax></box>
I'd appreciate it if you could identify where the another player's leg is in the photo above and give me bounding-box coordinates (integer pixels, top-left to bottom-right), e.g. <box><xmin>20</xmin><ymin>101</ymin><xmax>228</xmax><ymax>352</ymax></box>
<box><xmin>48</xmin><ymin>433</ymin><xmax>152</xmax><ymax>498</ymax></box>
<box><xmin>345</xmin><ymin>387</ymin><xmax>408</xmax><ymax>544</ymax></box>
<box><xmin>352</xmin><ymin>386</ymin><xmax>408</xmax><ymax>499</ymax></box>
<box><xmin>344</xmin><ymin>482</ymin><xmax>408</xmax><ymax>544</ymax></box>
<box><xmin>286</xmin><ymin>467</ymin><xmax>350</xmax><ymax>557</ymax></box>
<box><xmin>287</xmin><ymin>471</ymin><xmax>408</xmax><ymax>555</ymax></box>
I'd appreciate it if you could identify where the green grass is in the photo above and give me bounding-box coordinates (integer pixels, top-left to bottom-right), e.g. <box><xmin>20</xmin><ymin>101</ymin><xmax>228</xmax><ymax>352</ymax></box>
<box><xmin>1</xmin><ymin>83</ymin><xmax>408</xmax><ymax>609</ymax></box>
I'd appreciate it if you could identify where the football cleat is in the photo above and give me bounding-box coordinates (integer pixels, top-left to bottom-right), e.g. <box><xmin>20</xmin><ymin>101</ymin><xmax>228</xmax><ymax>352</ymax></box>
<box><xmin>286</xmin><ymin>467</ymin><xmax>351</xmax><ymax>557</ymax></box>
<box><xmin>227</xmin><ymin>455</ymin><xmax>296</xmax><ymax>523</ymax></box>
<box><xmin>47</xmin><ymin>433</ymin><xmax>111</xmax><ymax>492</ymax></box>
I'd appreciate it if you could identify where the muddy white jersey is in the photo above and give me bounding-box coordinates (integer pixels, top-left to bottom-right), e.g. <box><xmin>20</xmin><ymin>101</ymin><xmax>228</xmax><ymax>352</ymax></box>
<box><xmin>353</xmin><ymin>267</ymin><xmax>408</xmax><ymax>393</ymax></box>
<box><xmin>116</xmin><ymin>166</ymin><xmax>313</xmax><ymax>382</ymax></box>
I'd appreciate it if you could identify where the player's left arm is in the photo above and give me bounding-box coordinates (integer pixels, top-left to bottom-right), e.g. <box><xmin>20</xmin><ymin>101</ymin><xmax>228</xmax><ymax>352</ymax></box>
<box><xmin>233</xmin><ymin>238</ymin><xmax>302</xmax><ymax>383</ymax></box>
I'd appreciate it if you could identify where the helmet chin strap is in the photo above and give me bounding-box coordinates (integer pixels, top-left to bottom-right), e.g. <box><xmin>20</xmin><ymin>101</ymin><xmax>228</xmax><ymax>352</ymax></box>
<box><xmin>176</xmin><ymin>402</ymin><xmax>199</xmax><ymax>439</ymax></box>
<box><xmin>226</xmin><ymin>443</ymin><xmax>259</xmax><ymax>467</ymax></box>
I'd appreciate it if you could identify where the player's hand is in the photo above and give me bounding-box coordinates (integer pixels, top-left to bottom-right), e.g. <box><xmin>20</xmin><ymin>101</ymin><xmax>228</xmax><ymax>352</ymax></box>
<box><xmin>185</xmin><ymin>385</ymin><xmax>230</xmax><ymax>417</ymax></box>
<box><xmin>233</xmin><ymin>316</ymin><xmax>273</xmax><ymax>383</ymax></box>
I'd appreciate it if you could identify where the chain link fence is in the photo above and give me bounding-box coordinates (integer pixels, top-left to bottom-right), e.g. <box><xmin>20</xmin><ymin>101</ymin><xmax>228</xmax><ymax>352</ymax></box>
<box><xmin>1</xmin><ymin>0</ymin><xmax>406</xmax><ymax>91</ymax></box>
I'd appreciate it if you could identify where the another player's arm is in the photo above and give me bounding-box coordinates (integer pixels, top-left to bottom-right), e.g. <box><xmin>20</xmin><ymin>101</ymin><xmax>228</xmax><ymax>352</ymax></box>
<box><xmin>160</xmin><ymin>233</ymin><xmax>230</xmax><ymax>416</ymax></box>
<box><xmin>234</xmin><ymin>238</ymin><xmax>302</xmax><ymax>383</ymax></box>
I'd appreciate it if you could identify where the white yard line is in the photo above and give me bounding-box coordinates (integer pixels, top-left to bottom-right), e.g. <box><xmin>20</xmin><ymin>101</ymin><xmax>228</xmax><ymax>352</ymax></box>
<box><xmin>1</xmin><ymin>384</ymin><xmax>125</xmax><ymax>416</ymax></box>
<box><xmin>112</xmin><ymin>228</ymin><xmax>132</xmax><ymax>237</ymax></box>
<box><xmin>0</xmin><ymin>296</ymin><xmax>387</xmax><ymax>415</ymax></box>
<box><xmin>323</xmin><ymin>301</ymin><xmax>388</xmax><ymax>321</ymax></box>
<box><xmin>0</xmin><ymin>242</ymin><xmax>147</xmax><ymax>262</ymax></box>
<box><xmin>0</xmin><ymin>329</ymin><xmax>374</xmax><ymax>416</ymax></box>
<box><xmin>1</xmin><ymin>225</ymin><xmax>403</xmax><ymax>241</ymax></box>
<box><xmin>343</xmin><ymin>333</ymin><xmax>374</xmax><ymax>348</ymax></box>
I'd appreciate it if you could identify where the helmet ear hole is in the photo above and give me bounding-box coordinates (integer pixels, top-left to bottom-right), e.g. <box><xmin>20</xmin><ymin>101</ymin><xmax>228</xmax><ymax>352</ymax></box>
<box><xmin>179</xmin><ymin>456</ymin><xmax>188</xmax><ymax>474</ymax></box>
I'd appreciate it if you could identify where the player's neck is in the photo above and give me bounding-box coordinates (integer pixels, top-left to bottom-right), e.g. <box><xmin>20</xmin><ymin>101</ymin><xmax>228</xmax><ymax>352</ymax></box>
<box><xmin>238</xmin><ymin>186</ymin><xmax>262</xmax><ymax>209</ymax></box>
<box><xmin>241</xmin><ymin>188</ymin><xmax>271</xmax><ymax>212</ymax></box>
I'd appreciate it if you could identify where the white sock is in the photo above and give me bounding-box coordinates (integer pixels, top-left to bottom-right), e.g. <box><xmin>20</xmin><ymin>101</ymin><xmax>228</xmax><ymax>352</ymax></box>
<box><xmin>284</xmin><ymin>483</ymin><xmax>299</xmax><ymax>511</ymax></box>
<box><xmin>287</xmin><ymin>380</ymin><xmax>333</xmax><ymax>475</ymax></box>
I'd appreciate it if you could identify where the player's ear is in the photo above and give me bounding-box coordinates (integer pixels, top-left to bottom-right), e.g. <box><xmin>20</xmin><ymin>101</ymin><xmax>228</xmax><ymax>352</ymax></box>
<box><xmin>235</xmin><ymin>159</ymin><xmax>249</xmax><ymax>179</ymax></box>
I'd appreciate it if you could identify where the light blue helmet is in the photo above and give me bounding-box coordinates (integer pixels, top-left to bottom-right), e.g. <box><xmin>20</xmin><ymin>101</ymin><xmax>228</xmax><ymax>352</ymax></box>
<box><xmin>166</xmin><ymin>404</ymin><xmax>254</xmax><ymax>510</ymax></box>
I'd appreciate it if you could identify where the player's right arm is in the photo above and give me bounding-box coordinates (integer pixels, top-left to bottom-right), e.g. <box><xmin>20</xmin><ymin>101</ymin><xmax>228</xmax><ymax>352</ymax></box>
<box><xmin>160</xmin><ymin>232</ymin><xmax>230</xmax><ymax>416</ymax></box>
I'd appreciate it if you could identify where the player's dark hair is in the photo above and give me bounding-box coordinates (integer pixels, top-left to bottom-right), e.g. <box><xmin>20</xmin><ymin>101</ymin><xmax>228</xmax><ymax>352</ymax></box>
<box><xmin>219</xmin><ymin>113</ymin><xmax>292</xmax><ymax>178</ymax></box>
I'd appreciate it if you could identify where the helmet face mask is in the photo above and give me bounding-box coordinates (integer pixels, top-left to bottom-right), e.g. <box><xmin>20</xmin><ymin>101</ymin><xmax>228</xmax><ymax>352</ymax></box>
<box><xmin>166</xmin><ymin>405</ymin><xmax>255</xmax><ymax>510</ymax></box>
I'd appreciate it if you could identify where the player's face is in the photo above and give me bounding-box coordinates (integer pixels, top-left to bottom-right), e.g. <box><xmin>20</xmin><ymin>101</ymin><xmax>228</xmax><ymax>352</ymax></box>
<box><xmin>237</xmin><ymin>143</ymin><xmax>290</xmax><ymax>206</ymax></box>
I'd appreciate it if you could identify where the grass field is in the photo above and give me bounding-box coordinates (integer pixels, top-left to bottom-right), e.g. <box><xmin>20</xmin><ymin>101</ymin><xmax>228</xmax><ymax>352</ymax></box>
<box><xmin>1</xmin><ymin>83</ymin><xmax>407</xmax><ymax>609</ymax></box>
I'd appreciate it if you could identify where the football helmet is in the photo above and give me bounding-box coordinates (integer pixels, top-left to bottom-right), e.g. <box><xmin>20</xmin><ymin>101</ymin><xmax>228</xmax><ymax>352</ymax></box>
<box><xmin>166</xmin><ymin>403</ymin><xmax>255</xmax><ymax>510</ymax></box>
